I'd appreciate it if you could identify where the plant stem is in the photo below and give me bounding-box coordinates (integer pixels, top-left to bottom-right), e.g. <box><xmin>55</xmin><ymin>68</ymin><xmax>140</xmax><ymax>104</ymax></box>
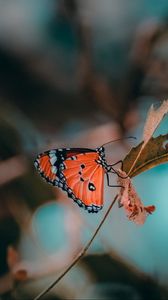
<box><xmin>34</xmin><ymin>194</ymin><xmax>118</xmax><ymax>300</ymax></box>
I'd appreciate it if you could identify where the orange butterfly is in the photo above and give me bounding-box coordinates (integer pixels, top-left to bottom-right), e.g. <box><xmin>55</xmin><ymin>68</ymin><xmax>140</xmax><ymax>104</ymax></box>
<box><xmin>34</xmin><ymin>140</ymin><xmax>133</xmax><ymax>213</ymax></box>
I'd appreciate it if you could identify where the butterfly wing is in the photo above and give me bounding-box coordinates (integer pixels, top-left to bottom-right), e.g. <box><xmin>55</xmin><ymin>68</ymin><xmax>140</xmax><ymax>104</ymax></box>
<box><xmin>62</xmin><ymin>152</ymin><xmax>105</xmax><ymax>212</ymax></box>
<box><xmin>34</xmin><ymin>148</ymin><xmax>105</xmax><ymax>213</ymax></box>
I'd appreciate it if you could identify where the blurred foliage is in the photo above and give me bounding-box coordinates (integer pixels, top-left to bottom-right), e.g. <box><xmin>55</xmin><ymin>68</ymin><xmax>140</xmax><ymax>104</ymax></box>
<box><xmin>83</xmin><ymin>254</ymin><xmax>167</xmax><ymax>300</ymax></box>
<box><xmin>0</xmin><ymin>217</ymin><xmax>20</xmax><ymax>276</ymax></box>
<box><xmin>0</xmin><ymin>121</ymin><xmax>21</xmax><ymax>160</ymax></box>
<box><xmin>0</xmin><ymin>0</ymin><xmax>168</xmax><ymax>299</ymax></box>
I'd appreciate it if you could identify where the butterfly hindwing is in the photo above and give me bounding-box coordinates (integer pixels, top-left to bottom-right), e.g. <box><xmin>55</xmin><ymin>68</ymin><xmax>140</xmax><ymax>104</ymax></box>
<box><xmin>34</xmin><ymin>149</ymin><xmax>61</xmax><ymax>187</ymax></box>
<box><xmin>34</xmin><ymin>148</ymin><xmax>106</xmax><ymax>213</ymax></box>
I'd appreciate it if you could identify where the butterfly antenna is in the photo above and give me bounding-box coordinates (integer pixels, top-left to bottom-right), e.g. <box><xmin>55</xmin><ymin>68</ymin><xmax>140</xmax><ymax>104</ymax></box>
<box><xmin>102</xmin><ymin>136</ymin><xmax>136</xmax><ymax>147</ymax></box>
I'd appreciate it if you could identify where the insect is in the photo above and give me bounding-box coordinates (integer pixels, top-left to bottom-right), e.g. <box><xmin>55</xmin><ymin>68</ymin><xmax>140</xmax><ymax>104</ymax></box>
<box><xmin>34</xmin><ymin>138</ymin><xmax>134</xmax><ymax>213</ymax></box>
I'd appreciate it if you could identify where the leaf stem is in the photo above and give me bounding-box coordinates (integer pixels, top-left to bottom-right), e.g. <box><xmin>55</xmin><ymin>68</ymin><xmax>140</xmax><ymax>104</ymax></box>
<box><xmin>127</xmin><ymin>142</ymin><xmax>144</xmax><ymax>177</ymax></box>
<box><xmin>34</xmin><ymin>194</ymin><xmax>118</xmax><ymax>300</ymax></box>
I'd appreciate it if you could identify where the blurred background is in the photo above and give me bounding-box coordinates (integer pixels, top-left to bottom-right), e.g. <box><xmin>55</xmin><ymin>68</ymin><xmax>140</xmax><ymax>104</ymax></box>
<box><xmin>0</xmin><ymin>0</ymin><xmax>168</xmax><ymax>299</ymax></box>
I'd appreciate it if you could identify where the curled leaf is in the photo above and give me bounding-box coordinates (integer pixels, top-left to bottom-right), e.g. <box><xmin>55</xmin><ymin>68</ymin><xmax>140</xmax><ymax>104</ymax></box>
<box><xmin>143</xmin><ymin>100</ymin><xmax>168</xmax><ymax>144</ymax></box>
<box><xmin>118</xmin><ymin>170</ymin><xmax>155</xmax><ymax>225</ymax></box>
<box><xmin>123</xmin><ymin>134</ymin><xmax>168</xmax><ymax>177</ymax></box>
<box><xmin>127</xmin><ymin>100</ymin><xmax>168</xmax><ymax>176</ymax></box>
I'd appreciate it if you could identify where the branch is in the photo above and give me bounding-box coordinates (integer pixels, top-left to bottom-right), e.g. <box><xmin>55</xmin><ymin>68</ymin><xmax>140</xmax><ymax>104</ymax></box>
<box><xmin>34</xmin><ymin>194</ymin><xmax>118</xmax><ymax>300</ymax></box>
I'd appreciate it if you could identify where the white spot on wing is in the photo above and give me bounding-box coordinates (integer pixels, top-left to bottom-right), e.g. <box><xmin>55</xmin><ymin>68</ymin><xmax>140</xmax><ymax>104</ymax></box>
<box><xmin>58</xmin><ymin>182</ymin><xmax>63</xmax><ymax>188</ymax></box>
<box><xmin>71</xmin><ymin>156</ymin><xmax>77</xmax><ymax>160</ymax></box>
<box><xmin>49</xmin><ymin>150</ymin><xmax>56</xmax><ymax>155</ymax></box>
<box><xmin>50</xmin><ymin>156</ymin><xmax>57</xmax><ymax>165</ymax></box>
<box><xmin>87</xmin><ymin>206</ymin><xmax>92</xmax><ymax>212</ymax></box>
<box><xmin>34</xmin><ymin>161</ymin><xmax>38</xmax><ymax>168</ymax></box>
<box><xmin>51</xmin><ymin>166</ymin><xmax>57</xmax><ymax>174</ymax></box>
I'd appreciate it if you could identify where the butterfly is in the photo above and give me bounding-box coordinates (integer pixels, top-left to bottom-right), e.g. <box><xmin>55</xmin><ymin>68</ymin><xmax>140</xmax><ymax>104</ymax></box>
<box><xmin>34</xmin><ymin>139</ymin><xmax>133</xmax><ymax>213</ymax></box>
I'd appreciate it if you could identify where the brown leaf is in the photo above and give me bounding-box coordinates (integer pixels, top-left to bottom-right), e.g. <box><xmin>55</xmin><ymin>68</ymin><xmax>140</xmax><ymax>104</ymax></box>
<box><xmin>143</xmin><ymin>100</ymin><xmax>168</xmax><ymax>144</ymax></box>
<box><xmin>127</xmin><ymin>100</ymin><xmax>168</xmax><ymax>176</ymax></box>
<box><xmin>123</xmin><ymin>134</ymin><xmax>168</xmax><ymax>177</ymax></box>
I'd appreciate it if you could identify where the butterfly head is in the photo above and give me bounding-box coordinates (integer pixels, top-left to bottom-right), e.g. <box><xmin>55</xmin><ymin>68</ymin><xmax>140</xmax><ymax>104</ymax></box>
<box><xmin>95</xmin><ymin>146</ymin><xmax>109</xmax><ymax>170</ymax></box>
<box><xmin>96</xmin><ymin>146</ymin><xmax>105</xmax><ymax>156</ymax></box>
<box><xmin>97</xmin><ymin>146</ymin><xmax>106</xmax><ymax>161</ymax></box>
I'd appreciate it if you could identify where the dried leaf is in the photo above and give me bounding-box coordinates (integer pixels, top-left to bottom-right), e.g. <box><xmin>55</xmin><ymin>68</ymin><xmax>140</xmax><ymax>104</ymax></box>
<box><xmin>127</xmin><ymin>100</ymin><xmax>168</xmax><ymax>176</ymax></box>
<box><xmin>143</xmin><ymin>100</ymin><xmax>168</xmax><ymax>144</ymax></box>
<box><xmin>123</xmin><ymin>134</ymin><xmax>168</xmax><ymax>177</ymax></box>
<box><xmin>118</xmin><ymin>171</ymin><xmax>155</xmax><ymax>225</ymax></box>
<box><xmin>117</xmin><ymin>101</ymin><xmax>168</xmax><ymax>224</ymax></box>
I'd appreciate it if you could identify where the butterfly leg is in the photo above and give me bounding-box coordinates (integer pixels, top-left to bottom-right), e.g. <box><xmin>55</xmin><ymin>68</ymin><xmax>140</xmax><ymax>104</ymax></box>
<box><xmin>109</xmin><ymin>167</ymin><xmax>128</xmax><ymax>179</ymax></box>
<box><xmin>106</xmin><ymin>173</ymin><xmax>124</xmax><ymax>206</ymax></box>
<box><xmin>106</xmin><ymin>173</ymin><xmax>124</xmax><ymax>188</ymax></box>
<box><xmin>107</xmin><ymin>160</ymin><xmax>129</xmax><ymax>179</ymax></box>
<box><xmin>108</xmin><ymin>160</ymin><xmax>123</xmax><ymax>170</ymax></box>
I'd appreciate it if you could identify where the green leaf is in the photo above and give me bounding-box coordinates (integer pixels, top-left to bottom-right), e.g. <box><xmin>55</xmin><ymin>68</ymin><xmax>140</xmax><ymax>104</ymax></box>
<box><xmin>123</xmin><ymin>134</ymin><xmax>168</xmax><ymax>177</ymax></box>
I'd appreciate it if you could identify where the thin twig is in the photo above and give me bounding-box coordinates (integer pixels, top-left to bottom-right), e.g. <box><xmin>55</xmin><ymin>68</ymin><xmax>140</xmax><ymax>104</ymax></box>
<box><xmin>34</xmin><ymin>194</ymin><xmax>118</xmax><ymax>300</ymax></box>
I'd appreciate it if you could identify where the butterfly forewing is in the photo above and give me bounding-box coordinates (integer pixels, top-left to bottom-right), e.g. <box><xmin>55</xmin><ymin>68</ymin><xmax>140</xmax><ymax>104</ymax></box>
<box><xmin>63</xmin><ymin>153</ymin><xmax>105</xmax><ymax>211</ymax></box>
<box><xmin>34</xmin><ymin>148</ymin><xmax>105</xmax><ymax>213</ymax></box>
